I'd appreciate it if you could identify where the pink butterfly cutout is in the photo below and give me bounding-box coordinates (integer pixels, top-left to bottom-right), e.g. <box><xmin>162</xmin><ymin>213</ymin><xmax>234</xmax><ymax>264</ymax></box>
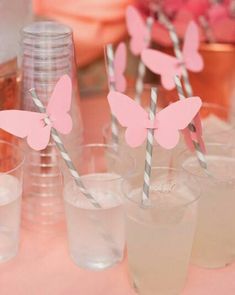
<box><xmin>114</xmin><ymin>42</ymin><xmax>127</xmax><ymax>93</ymax></box>
<box><xmin>141</xmin><ymin>21</ymin><xmax>204</xmax><ymax>90</ymax></box>
<box><xmin>108</xmin><ymin>91</ymin><xmax>202</xmax><ymax>149</ymax></box>
<box><xmin>0</xmin><ymin>75</ymin><xmax>72</xmax><ymax>151</ymax></box>
<box><xmin>126</xmin><ymin>5</ymin><xmax>151</xmax><ymax>56</ymax></box>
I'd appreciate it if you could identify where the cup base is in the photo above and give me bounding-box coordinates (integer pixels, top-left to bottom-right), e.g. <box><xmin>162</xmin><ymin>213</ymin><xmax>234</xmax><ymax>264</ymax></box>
<box><xmin>0</xmin><ymin>250</ymin><xmax>17</xmax><ymax>263</ymax></box>
<box><xmin>192</xmin><ymin>259</ymin><xmax>234</xmax><ymax>269</ymax></box>
<box><xmin>70</xmin><ymin>254</ymin><xmax>122</xmax><ymax>271</ymax></box>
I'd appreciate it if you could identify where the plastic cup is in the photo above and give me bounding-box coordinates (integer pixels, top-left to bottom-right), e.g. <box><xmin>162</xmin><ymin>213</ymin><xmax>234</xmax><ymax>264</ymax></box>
<box><xmin>0</xmin><ymin>140</ymin><xmax>24</xmax><ymax>262</ymax></box>
<box><xmin>181</xmin><ymin>143</ymin><xmax>235</xmax><ymax>268</ymax></box>
<box><xmin>63</xmin><ymin>144</ymin><xmax>135</xmax><ymax>270</ymax></box>
<box><xmin>122</xmin><ymin>167</ymin><xmax>199</xmax><ymax>295</ymax></box>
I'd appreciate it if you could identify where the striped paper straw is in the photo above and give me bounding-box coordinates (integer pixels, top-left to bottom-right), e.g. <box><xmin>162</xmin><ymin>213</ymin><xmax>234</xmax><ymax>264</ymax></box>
<box><xmin>158</xmin><ymin>12</ymin><xmax>207</xmax><ymax>163</ymax></box>
<box><xmin>105</xmin><ymin>44</ymin><xmax>119</xmax><ymax>144</ymax></box>
<box><xmin>158</xmin><ymin>12</ymin><xmax>193</xmax><ymax>97</ymax></box>
<box><xmin>29</xmin><ymin>88</ymin><xmax>102</xmax><ymax>209</ymax></box>
<box><xmin>174</xmin><ymin>76</ymin><xmax>208</xmax><ymax>170</ymax></box>
<box><xmin>142</xmin><ymin>87</ymin><xmax>158</xmax><ymax>205</ymax></box>
<box><xmin>134</xmin><ymin>16</ymin><xmax>154</xmax><ymax>104</ymax></box>
<box><xmin>230</xmin><ymin>0</ymin><xmax>235</xmax><ymax>17</ymax></box>
<box><xmin>199</xmin><ymin>16</ymin><xmax>215</xmax><ymax>43</ymax></box>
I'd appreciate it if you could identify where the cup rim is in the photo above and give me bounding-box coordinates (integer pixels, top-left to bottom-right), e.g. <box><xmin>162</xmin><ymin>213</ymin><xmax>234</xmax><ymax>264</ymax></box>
<box><xmin>199</xmin><ymin>42</ymin><xmax>235</xmax><ymax>52</ymax></box>
<box><xmin>122</xmin><ymin>166</ymin><xmax>201</xmax><ymax>209</ymax></box>
<box><xmin>22</xmin><ymin>21</ymin><xmax>72</xmax><ymax>38</ymax></box>
<box><xmin>180</xmin><ymin>143</ymin><xmax>235</xmax><ymax>182</ymax></box>
<box><xmin>0</xmin><ymin>140</ymin><xmax>25</xmax><ymax>174</ymax></box>
<box><xmin>73</xmin><ymin>143</ymin><xmax>136</xmax><ymax>182</ymax></box>
<box><xmin>200</xmin><ymin>102</ymin><xmax>235</xmax><ymax>134</ymax></box>
<box><xmin>80</xmin><ymin>83</ymin><xmax>161</xmax><ymax>99</ymax></box>
<box><xmin>103</xmin><ymin>102</ymin><xmax>235</xmax><ymax>142</ymax></box>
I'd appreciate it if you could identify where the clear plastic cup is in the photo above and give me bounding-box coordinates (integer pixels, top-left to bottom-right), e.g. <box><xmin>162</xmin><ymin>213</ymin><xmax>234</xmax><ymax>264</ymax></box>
<box><xmin>181</xmin><ymin>143</ymin><xmax>235</xmax><ymax>268</ymax></box>
<box><xmin>122</xmin><ymin>167</ymin><xmax>199</xmax><ymax>295</ymax></box>
<box><xmin>63</xmin><ymin>144</ymin><xmax>135</xmax><ymax>270</ymax></box>
<box><xmin>198</xmin><ymin>102</ymin><xmax>235</xmax><ymax>143</ymax></box>
<box><xmin>21</xmin><ymin>21</ymin><xmax>83</xmax><ymax>232</ymax></box>
<box><xmin>0</xmin><ymin>140</ymin><xmax>24</xmax><ymax>262</ymax></box>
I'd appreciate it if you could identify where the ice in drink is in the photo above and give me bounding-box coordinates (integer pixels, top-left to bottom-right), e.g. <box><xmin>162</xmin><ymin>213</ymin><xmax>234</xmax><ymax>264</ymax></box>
<box><xmin>64</xmin><ymin>172</ymin><xmax>125</xmax><ymax>270</ymax></box>
<box><xmin>0</xmin><ymin>174</ymin><xmax>22</xmax><ymax>262</ymax></box>
<box><xmin>183</xmin><ymin>155</ymin><xmax>235</xmax><ymax>268</ymax></box>
<box><xmin>123</xmin><ymin>170</ymin><xmax>198</xmax><ymax>295</ymax></box>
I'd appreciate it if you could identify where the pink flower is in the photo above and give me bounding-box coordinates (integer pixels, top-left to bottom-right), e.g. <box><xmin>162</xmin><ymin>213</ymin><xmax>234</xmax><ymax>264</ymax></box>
<box><xmin>184</xmin><ymin>0</ymin><xmax>210</xmax><ymax>18</ymax></box>
<box><xmin>163</xmin><ymin>0</ymin><xmax>185</xmax><ymax>16</ymax></box>
<box><xmin>208</xmin><ymin>3</ymin><xmax>229</xmax><ymax>24</ymax></box>
<box><xmin>211</xmin><ymin>18</ymin><xmax>235</xmax><ymax>43</ymax></box>
<box><xmin>137</xmin><ymin>0</ymin><xmax>235</xmax><ymax>44</ymax></box>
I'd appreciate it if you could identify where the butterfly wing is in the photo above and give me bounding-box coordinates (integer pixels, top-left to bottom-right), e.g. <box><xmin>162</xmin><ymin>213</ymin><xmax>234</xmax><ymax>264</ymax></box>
<box><xmin>107</xmin><ymin>91</ymin><xmax>148</xmax><ymax>147</ymax></box>
<box><xmin>182</xmin><ymin>21</ymin><xmax>204</xmax><ymax>72</ymax></box>
<box><xmin>114</xmin><ymin>42</ymin><xmax>127</xmax><ymax>93</ymax></box>
<box><xmin>154</xmin><ymin>97</ymin><xmax>202</xmax><ymax>149</ymax></box>
<box><xmin>0</xmin><ymin>110</ymin><xmax>44</xmax><ymax>138</ymax></box>
<box><xmin>141</xmin><ymin>49</ymin><xmax>181</xmax><ymax>90</ymax></box>
<box><xmin>27</xmin><ymin>122</ymin><xmax>51</xmax><ymax>151</ymax></box>
<box><xmin>46</xmin><ymin>75</ymin><xmax>73</xmax><ymax>134</ymax></box>
<box><xmin>182</xmin><ymin>129</ymin><xmax>206</xmax><ymax>153</ymax></box>
<box><xmin>0</xmin><ymin>110</ymin><xmax>50</xmax><ymax>150</ymax></box>
<box><xmin>126</xmin><ymin>6</ymin><xmax>146</xmax><ymax>56</ymax></box>
<box><xmin>182</xmin><ymin>113</ymin><xmax>206</xmax><ymax>153</ymax></box>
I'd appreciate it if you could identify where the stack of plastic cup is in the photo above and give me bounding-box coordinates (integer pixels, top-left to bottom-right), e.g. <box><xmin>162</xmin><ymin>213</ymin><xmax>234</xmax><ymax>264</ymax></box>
<box><xmin>20</xmin><ymin>21</ymin><xmax>83</xmax><ymax>233</ymax></box>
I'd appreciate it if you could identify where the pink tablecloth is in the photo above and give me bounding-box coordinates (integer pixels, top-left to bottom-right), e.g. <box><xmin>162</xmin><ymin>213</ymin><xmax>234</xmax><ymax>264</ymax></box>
<box><xmin>1</xmin><ymin>94</ymin><xmax>235</xmax><ymax>295</ymax></box>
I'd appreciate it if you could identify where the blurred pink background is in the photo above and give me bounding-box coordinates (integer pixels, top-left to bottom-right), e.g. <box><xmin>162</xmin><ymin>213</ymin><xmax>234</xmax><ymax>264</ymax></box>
<box><xmin>33</xmin><ymin>0</ymin><xmax>134</xmax><ymax>67</ymax></box>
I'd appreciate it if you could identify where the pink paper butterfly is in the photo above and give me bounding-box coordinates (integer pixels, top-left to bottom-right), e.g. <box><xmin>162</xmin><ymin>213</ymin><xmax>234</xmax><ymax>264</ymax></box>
<box><xmin>0</xmin><ymin>75</ymin><xmax>72</xmax><ymax>151</ymax></box>
<box><xmin>126</xmin><ymin>5</ymin><xmax>151</xmax><ymax>56</ymax></box>
<box><xmin>114</xmin><ymin>42</ymin><xmax>127</xmax><ymax>93</ymax></box>
<box><xmin>108</xmin><ymin>91</ymin><xmax>202</xmax><ymax>149</ymax></box>
<box><xmin>141</xmin><ymin>21</ymin><xmax>204</xmax><ymax>90</ymax></box>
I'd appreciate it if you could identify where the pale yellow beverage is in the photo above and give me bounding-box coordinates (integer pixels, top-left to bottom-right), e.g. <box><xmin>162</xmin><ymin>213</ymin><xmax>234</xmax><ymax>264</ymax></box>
<box><xmin>182</xmin><ymin>150</ymin><xmax>235</xmax><ymax>268</ymax></box>
<box><xmin>123</xmin><ymin>168</ymin><xmax>199</xmax><ymax>295</ymax></box>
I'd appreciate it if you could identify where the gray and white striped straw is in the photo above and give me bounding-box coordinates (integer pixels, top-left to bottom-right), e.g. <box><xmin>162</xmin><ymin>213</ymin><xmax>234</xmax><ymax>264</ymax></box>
<box><xmin>105</xmin><ymin>44</ymin><xmax>119</xmax><ymax>144</ymax></box>
<box><xmin>199</xmin><ymin>15</ymin><xmax>215</xmax><ymax>43</ymax></box>
<box><xmin>158</xmin><ymin>12</ymin><xmax>208</xmax><ymax>165</ymax></box>
<box><xmin>158</xmin><ymin>12</ymin><xmax>193</xmax><ymax>97</ymax></box>
<box><xmin>29</xmin><ymin>88</ymin><xmax>102</xmax><ymax>209</ymax></box>
<box><xmin>134</xmin><ymin>16</ymin><xmax>154</xmax><ymax>104</ymax></box>
<box><xmin>174</xmin><ymin>76</ymin><xmax>208</xmax><ymax>170</ymax></box>
<box><xmin>142</xmin><ymin>87</ymin><xmax>158</xmax><ymax>205</ymax></box>
<box><xmin>230</xmin><ymin>0</ymin><xmax>235</xmax><ymax>17</ymax></box>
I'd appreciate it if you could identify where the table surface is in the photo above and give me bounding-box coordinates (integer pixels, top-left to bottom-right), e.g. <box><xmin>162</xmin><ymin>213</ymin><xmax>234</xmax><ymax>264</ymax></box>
<box><xmin>1</xmin><ymin>94</ymin><xmax>235</xmax><ymax>295</ymax></box>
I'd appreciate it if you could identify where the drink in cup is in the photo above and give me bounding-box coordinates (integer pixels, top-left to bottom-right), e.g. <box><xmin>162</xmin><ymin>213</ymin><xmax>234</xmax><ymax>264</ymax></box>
<box><xmin>122</xmin><ymin>167</ymin><xmax>199</xmax><ymax>295</ymax></box>
<box><xmin>0</xmin><ymin>141</ymin><xmax>24</xmax><ymax>262</ymax></box>
<box><xmin>182</xmin><ymin>143</ymin><xmax>235</xmax><ymax>268</ymax></box>
<box><xmin>64</xmin><ymin>144</ymin><xmax>134</xmax><ymax>270</ymax></box>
